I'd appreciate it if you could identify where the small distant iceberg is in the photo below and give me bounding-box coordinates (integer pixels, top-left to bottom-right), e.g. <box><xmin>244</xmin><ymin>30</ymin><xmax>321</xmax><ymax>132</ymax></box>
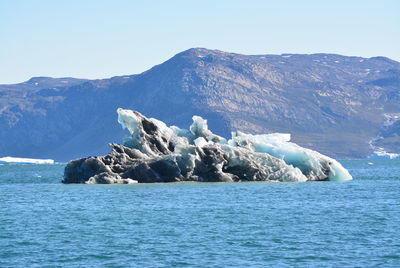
<box><xmin>370</xmin><ymin>151</ymin><xmax>399</xmax><ymax>159</ymax></box>
<box><xmin>0</xmin><ymin>156</ymin><xmax>55</xmax><ymax>164</ymax></box>
<box><xmin>63</xmin><ymin>108</ymin><xmax>352</xmax><ymax>184</ymax></box>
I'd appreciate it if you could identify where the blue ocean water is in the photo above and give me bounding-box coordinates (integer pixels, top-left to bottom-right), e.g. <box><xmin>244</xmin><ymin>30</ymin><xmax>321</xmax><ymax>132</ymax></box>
<box><xmin>0</xmin><ymin>159</ymin><xmax>399</xmax><ymax>267</ymax></box>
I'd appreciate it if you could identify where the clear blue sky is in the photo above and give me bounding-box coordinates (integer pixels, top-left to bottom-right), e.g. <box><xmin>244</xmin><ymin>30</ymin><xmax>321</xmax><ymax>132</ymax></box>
<box><xmin>1</xmin><ymin>0</ymin><xmax>399</xmax><ymax>84</ymax></box>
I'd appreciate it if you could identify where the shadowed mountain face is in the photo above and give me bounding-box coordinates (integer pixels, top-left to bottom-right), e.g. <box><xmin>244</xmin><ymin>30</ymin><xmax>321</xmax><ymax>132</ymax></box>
<box><xmin>1</xmin><ymin>48</ymin><xmax>399</xmax><ymax>161</ymax></box>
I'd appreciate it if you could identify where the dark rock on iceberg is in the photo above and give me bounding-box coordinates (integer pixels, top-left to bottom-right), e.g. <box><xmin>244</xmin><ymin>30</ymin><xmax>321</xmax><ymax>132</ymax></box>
<box><xmin>62</xmin><ymin>109</ymin><xmax>352</xmax><ymax>184</ymax></box>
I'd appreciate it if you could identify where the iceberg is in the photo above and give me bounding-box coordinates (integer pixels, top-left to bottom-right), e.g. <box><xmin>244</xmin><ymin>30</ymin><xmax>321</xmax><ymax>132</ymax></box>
<box><xmin>0</xmin><ymin>156</ymin><xmax>54</xmax><ymax>164</ymax></box>
<box><xmin>63</xmin><ymin>109</ymin><xmax>352</xmax><ymax>184</ymax></box>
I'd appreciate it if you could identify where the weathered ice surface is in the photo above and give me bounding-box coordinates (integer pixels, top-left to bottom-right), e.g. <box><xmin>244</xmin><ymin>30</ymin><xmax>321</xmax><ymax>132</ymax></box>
<box><xmin>62</xmin><ymin>109</ymin><xmax>352</xmax><ymax>184</ymax></box>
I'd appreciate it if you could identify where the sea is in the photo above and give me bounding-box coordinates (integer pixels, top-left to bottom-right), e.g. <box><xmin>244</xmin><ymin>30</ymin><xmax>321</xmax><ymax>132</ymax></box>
<box><xmin>0</xmin><ymin>159</ymin><xmax>399</xmax><ymax>267</ymax></box>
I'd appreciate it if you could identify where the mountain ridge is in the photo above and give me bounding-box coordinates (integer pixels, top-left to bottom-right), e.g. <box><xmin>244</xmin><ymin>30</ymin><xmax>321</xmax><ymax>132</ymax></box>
<box><xmin>1</xmin><ymin>48</ymin><xmax>399</xmax><ymax>161</ymax></box>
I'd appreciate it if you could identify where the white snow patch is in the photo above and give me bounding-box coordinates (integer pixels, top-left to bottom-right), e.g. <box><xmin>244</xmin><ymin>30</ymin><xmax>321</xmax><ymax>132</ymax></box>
<box><xmin>383</xmin><ymin>113</ymin><xmax>400</xmax><ymax>127</ymax></box>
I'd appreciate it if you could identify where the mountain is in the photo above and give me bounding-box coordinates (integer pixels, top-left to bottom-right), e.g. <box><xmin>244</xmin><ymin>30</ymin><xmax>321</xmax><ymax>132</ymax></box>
<box><xmin>1</xmin><ymin>48</ymin><xmax>399</xmax><ymax>161</ymax></box>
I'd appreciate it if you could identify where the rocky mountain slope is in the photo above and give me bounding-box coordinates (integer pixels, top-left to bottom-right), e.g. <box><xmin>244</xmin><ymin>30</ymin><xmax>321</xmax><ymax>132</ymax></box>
<box><xmin>1</xmin><ymin>48</ymin><xmax>399</xmax><ymax>161</ymax></box>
